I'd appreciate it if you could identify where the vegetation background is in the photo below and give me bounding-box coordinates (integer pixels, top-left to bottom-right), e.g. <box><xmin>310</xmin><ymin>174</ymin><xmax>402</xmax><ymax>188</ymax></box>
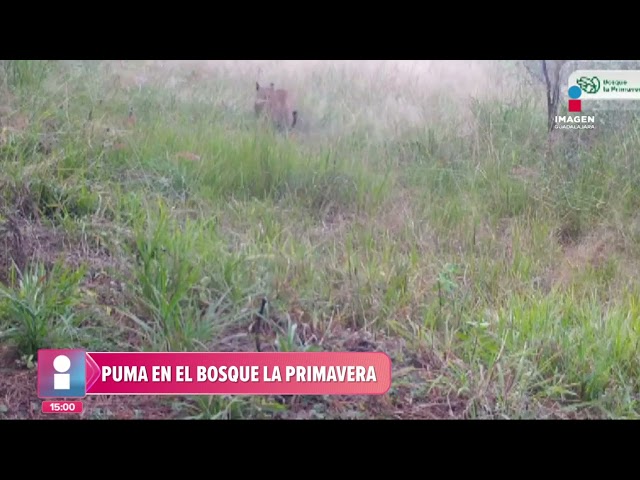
<box><xmin>1</xmin><ymin>59</ymin><xmax>640</xmax><ymax>419</ymax></box>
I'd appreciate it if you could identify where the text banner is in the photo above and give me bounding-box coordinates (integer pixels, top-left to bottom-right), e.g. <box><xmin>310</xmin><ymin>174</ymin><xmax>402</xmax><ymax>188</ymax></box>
<box><xmin>84</xmin><ymin>352</ymin><xmax>392</xmax><ymax>395</ymax></box>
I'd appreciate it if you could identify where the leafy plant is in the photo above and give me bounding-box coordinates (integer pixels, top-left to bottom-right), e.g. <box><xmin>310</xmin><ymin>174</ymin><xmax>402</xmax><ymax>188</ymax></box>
<box><xmin>274</xmin><ymin>316</ymin><xmax>321</xmax><ymax>352</ymax></box>
<box><xmin>0</xmin><ymin>261</ymin><xmax>86</xmax><ymax>357</ymax></box>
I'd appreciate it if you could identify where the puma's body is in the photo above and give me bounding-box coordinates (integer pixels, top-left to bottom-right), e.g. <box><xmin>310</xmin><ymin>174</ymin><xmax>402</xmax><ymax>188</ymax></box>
<box><xmin>255</xmin><ymin>82</ymin><xmax>298</xmax><ymax>131</ymax></box>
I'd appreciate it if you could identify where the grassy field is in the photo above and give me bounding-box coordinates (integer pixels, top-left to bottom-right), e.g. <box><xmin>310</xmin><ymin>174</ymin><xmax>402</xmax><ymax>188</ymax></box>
<box><xmin>1</xmin><ymin>60</ymin><xmax>640</xmax><ymax>419</ymax></box>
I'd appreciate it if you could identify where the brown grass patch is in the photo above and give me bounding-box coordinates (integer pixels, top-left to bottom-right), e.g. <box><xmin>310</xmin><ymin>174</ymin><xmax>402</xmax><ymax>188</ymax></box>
<box><xmin>547</xmin><ymin>227</ymin><xmax>625</xmax><ymax>289</ymax></box>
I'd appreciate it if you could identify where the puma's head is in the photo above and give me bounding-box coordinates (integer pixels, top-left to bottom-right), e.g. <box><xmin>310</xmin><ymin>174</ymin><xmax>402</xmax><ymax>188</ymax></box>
<box><xmin>254</xmin><ymin>81</ymin><xmax>275</xmax><ymax>116</ymax></box>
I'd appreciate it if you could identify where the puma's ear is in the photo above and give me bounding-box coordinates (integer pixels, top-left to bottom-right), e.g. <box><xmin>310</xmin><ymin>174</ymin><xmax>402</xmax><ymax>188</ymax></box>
<box><xmin>270</xmin><ymin>83</ymin><xmax>275</xmax><ymax>89</ymax></box>
<box><xmin>256</xmin><ymin>82</ymin><xmax>260</xmax><ymax>91</ymax></box>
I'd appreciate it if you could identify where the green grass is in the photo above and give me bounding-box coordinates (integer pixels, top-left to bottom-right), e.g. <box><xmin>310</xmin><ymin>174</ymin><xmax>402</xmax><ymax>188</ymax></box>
<box><xmin>2</xmin><ymin>60</ymin><xmax>640</xmax><ymax>419</ymax></box>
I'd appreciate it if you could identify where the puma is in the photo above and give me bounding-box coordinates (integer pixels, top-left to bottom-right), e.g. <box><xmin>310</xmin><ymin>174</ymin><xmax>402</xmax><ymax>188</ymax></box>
<box><xmin>254</xmin><ymin>81</ymin><xmax>298</xmax><ymax>131</ymax></box>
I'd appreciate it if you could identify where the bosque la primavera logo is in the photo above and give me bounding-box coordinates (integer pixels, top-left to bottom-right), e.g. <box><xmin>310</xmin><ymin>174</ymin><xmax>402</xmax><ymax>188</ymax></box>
<box><xmin>576</xmin><ymin>76</ymin><xmax>601</xmax><ymax>94</ymax></box>
<box><xmin>564</xmin><ymin>69</ymin><xmax>640</xmax><ymax>119</ymax></box>
<box><xmin>569</xmin><ymin>71</ymin><xmax>640</xmax><ymax>97</ymax></box>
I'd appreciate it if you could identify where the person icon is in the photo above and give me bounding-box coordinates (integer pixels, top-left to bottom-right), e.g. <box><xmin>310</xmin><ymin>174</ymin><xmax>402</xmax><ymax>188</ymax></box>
<box><xmin>53</xmin><ymin>354</ymin><xmax>71</xmax><ymax>390</ymax></box>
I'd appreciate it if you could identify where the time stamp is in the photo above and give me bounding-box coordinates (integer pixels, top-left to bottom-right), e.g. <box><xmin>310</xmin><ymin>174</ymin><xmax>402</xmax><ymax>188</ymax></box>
<box><xmin>41</xmin><ymin>401</ymin><xmax>84</xmax><ymax>414</ymax></box>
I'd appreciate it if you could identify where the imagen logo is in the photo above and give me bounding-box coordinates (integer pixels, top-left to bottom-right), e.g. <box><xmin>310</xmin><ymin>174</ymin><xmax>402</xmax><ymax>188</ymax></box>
<box><xmin>37</xmin><ymin>349</ymin><xmax>87</xmax><ymax>398</ymax></box>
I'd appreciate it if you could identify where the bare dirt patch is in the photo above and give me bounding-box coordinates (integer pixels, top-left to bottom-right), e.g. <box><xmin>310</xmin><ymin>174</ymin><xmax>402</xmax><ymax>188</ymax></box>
<box><xmin>0</xmin><ymin>214</ymin><xmax>122</xmax><ymax>285</ymax></box>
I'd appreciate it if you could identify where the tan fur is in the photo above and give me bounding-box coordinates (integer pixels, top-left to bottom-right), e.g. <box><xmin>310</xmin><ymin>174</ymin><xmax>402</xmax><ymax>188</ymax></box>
<box><xmin>255</xmin><ymin>81</ymin><xmax>298</xmax><ymax>130</ymax></box>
